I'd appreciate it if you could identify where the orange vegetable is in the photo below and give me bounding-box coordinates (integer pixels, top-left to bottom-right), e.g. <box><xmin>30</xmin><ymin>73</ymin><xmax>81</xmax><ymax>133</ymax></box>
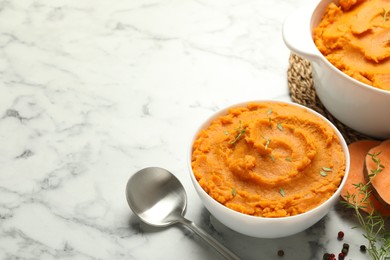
<box><xmin>365</xmin><ymin>139</ymin><xmax>390</xmax><ymax>211</ymax></box>
<box><xmin>341</xmin><ymin>140</ymin><xmax>390</xmax><ymax>216</ymax></box>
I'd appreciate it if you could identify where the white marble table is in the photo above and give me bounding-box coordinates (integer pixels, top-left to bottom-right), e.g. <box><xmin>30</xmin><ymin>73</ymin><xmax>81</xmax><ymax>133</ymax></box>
<box><xmin>0</xmin><ymin>0</ymin><xmax>371</xmax><ymax>259</ymax></box>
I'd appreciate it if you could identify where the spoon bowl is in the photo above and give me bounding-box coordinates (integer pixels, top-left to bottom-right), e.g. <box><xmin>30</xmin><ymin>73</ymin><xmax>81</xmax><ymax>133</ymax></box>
<box><xmin>126</xmin><ymin>167</ymin><xmax>241</xmax><ymax>260</ymax></box>
<box><xmin>126</xmin><ymin>167</ymin><xmax>186</xmax><ymax>227</ymax></box>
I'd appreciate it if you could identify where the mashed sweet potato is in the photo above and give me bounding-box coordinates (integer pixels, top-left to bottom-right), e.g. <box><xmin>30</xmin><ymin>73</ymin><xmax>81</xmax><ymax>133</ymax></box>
<box><xmin>191</xmin><ymin>102</ymin><xmax>346</xmax><ymax>218</ymax></box>
<box><xmin>313</xmin><ymin>0</ymin><xmax>390</xmax><ymax>90</ymax></box>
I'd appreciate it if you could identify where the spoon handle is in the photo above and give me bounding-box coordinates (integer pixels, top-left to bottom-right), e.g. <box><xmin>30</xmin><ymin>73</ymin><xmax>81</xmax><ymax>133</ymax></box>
<box><xmin>179</xmin><ymin>217</ymin><xmax>241</xmax><ymax>260</ymax></box>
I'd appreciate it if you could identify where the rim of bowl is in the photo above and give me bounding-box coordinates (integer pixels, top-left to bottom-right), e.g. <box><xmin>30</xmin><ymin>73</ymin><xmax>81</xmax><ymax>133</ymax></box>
<box><xmin>310</xmin><ymin>0</ymin><xmax>390</xmax><ymax>96</ymax></box>
<box><xmin>187</xmin><ymin>100</ymin><xmax>351</xmax><ymax>222</ymax></box>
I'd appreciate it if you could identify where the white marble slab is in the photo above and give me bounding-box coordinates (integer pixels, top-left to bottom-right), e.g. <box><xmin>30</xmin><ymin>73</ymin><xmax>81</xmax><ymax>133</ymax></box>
<box><xmin>0</xmin><ymin>0</ymin><xmax>371</xmax><ymax>259</ymax></box>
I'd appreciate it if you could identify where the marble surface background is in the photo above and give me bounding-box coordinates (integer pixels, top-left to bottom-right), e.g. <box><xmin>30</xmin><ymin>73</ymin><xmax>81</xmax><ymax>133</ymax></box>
<box><xmin>0</xmin><ymin>0</ymin><xmax>371</xmax><ymax>259</ymax></box>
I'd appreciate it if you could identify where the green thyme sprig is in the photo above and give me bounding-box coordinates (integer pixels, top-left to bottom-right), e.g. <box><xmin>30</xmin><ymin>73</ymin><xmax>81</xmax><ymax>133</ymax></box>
<box><xmin>230</xmin><ymin>120</ymin><xmax>246</xmax><ymax>145</ymax></box>
<box><xmin>267</xmin><ymin>108</ymin><xmax>273</xmax><ymax>116</ymax></box>
<box><xmin>341</xmin><ymin>151</ymin><xmax>390</xmax><ymax>260</ymax></box>
<box><xmin>279</xmin><ymin>188</ymin><xmax>286</xmax><ymax>197</ymax></box>
<box><xmin>320</xmin><ymin>167</ymin><xmax>332</xmax><ymax>177</ymax></box>
<box><xmin>232</xmin><ymin>188</ymin><xmax>237</xmax><ymax>197</ymax></box>
<box><xmin>367</xmin><ymin>151</ymin><xmax>384</xmax><ymax>178</ymax></box>
<box><xmin>381</xmin><ymin>8</ymin><xmax>390</xmax><ymax>22</ymax></box>
<box><xmin>265</xmin><ymin>138</ymin><xmax>271</xmax><ymax>150</ymax></box>
<box><xmin>277</xmin><ymin>123</ymin><xmax>283</xmax><ymax>131</ymax></box>
<box><xmin>267</xmin><ymin>108</ymin><xmax>273</xmax><ymax>128</ymax></box>
<box><xmin>260</xmin><ymin>135</ymin><xmax>271</xmax><ymax>150</ymax></box>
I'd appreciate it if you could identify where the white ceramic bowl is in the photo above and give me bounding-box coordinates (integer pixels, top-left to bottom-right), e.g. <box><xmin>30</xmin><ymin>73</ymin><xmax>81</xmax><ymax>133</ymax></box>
<box><xmin>188</xmin><ymin>100</ymin><xmax>350</xmax><ymax>238</ymax></box>
<box><xmin>283</xmin><ymin>0</ymin><xmax>390</xmax><ymax>139</ymax></box>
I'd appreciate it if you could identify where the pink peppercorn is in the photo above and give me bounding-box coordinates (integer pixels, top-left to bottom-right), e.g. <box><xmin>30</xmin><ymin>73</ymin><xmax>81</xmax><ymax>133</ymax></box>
<box><xmin>337</xmin><ymin>231</ymin><xmax>344</xmax><ymax>240</ymax></box>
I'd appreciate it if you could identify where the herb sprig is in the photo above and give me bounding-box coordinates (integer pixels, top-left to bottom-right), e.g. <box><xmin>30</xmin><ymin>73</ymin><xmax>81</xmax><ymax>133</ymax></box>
<box><xmin>230</xmin><ymin>120</ymin><xmax>246</xmax><ymax>145</ymax></box>
<box><xmin>279</xmin><ymin>188</ymin><xmax>286</xmax><ymax>197</ymax></box>
<box><xmin>341</xmin><ymin>151</ymin><xmax>390</xmax><ymax>259</ymax></box>
<box><xmin>232</xmin><ymin>188</ymin><xmax>237</xmax><ymax>197</ymax></box>
<box><xmin>320</xmin><ymin>167</ymin><xmax>332</xmax><ymax>177</ymax></box>
<box><xmin>277</xmin><ymin>123</ymin><xmax>283</xmax><ymax>131</ymax></box>
<box><xmin>381</xmin><ymin>8</ymin><xmax>390</xmax><ymax>22</ymax></box>
<box><xmin>267</xmin><ymin>108</ymin><xmax>273</xmax><ymax>128</ymax></box>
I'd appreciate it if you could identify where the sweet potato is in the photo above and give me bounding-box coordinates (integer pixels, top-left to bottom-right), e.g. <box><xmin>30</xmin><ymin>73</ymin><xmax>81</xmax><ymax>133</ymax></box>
<box><xmin>364</xmin><ymin>139</ymin><xmax>390</xmax><ymax>211</ymax></box>
<box><xmin>341</xmin><ymin>140</ymin><xmax>390</xmax><ymax>216</ymax></box>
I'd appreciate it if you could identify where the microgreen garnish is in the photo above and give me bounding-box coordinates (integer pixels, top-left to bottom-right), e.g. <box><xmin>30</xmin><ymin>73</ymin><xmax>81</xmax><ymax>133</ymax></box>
<box><xmin>224</xmin><ymin>131</ymin><xmax>229</xmax><ymax>135</ymax></box>
<box><xmin>279</xmin><ymin>188</ymin><xmax>286</xmax><ymax>197</ymax></box>
<box><xmin>320</xmin><ymin>167</ymin><xmax>332</xmax><ymax>177</ymax></box>
<box><xmin>260</xmin><ymin>135</ymin><xmax>271</xmax><ymax>150</ymax></box>
<box><xmin>277</xmin><ymin>123</ymin><xmax>283</xmax><ymax>131</ymax></box>
<box><xmin>265</xmin><ymin>138</ymin><xmax>271</xmax><ymax>150</ymax></box>
<box><xmin>381</xmin><ymin>8</ymin><xmax>390</xmax><ymax>21</ymax></box>
<box><xmin>232</xmin><ymin>188</ymin><xmax>237</xmax><ymax>197</ymax></box>
<box><xmin>270</xmin><ymin>154</ymin><xmax>275</xmax><ymax>162</ymax></box>
<box><xmin>230</xmin><ymin>120</ymin><xmax>246</xmax><ymax>145</ymax></box>
<box><xmin>341</xmin><ymin>151</ymin><xmax>390</xmax><ymax>259</ymax></box>
<box><xmin>266</xmin><ymin>108</ymin><xmax>274</xmax><ymax>128</ymax></box>
<box><xmin>322</xmin><ymin>167</ymin><xmax>333</xmax><ymax>172</ymax></box>
<box><xmin>320</xmin><ymin>171</ymin><xmax>328</xmax><ymax>177</ymax></box>
<box><xmin>260</xmin><ymin>134</ymin><xmax>271</xmax><ymax>151</ymax></box>
<box><xmin>285</xmin><ymin>157</ymin><xmax>292</xmax><ymax>162</ymax></box>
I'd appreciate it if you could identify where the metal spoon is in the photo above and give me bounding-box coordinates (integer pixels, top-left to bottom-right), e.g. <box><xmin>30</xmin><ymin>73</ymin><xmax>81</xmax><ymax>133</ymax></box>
<box><xmin>126</xmin><ymin>167</ymin><xmax>241</xmax><ymax>260</ymax></box>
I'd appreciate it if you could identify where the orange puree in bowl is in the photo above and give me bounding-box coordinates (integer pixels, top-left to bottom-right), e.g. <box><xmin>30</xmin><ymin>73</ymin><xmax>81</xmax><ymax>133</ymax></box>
<box><xmin>313</xmin><ymin>0</ymin><xmax>390</xmax><ymax>90</ymax></box>
<box><xmin>191</xmin><ymin>102</ymin><xmax>346</xmax><ymax>218</ymax></box>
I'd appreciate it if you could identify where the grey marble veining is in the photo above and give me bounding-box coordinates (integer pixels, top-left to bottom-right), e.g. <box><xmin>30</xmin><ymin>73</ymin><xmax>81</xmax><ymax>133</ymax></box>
<box><xmin>0</xmin><ymin>0</ymin><xmax>371</xmax><ymax>259</ymax></box>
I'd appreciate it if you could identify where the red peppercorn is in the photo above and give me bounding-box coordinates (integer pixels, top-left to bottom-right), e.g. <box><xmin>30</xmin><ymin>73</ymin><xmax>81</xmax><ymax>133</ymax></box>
<box><xmin>337</xmin><ymin>231</ymin><xmax>344</xmax><ymax>240</ymax></box>
<box><xmin>338</xmin><ymin>252</ymin><xmax>345</xmax><ymax>260</ymax></box>
<box><xmin>277</xmin><ymin>250</ymin><xmax>284</xmax><ymax>257</ymax></box>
